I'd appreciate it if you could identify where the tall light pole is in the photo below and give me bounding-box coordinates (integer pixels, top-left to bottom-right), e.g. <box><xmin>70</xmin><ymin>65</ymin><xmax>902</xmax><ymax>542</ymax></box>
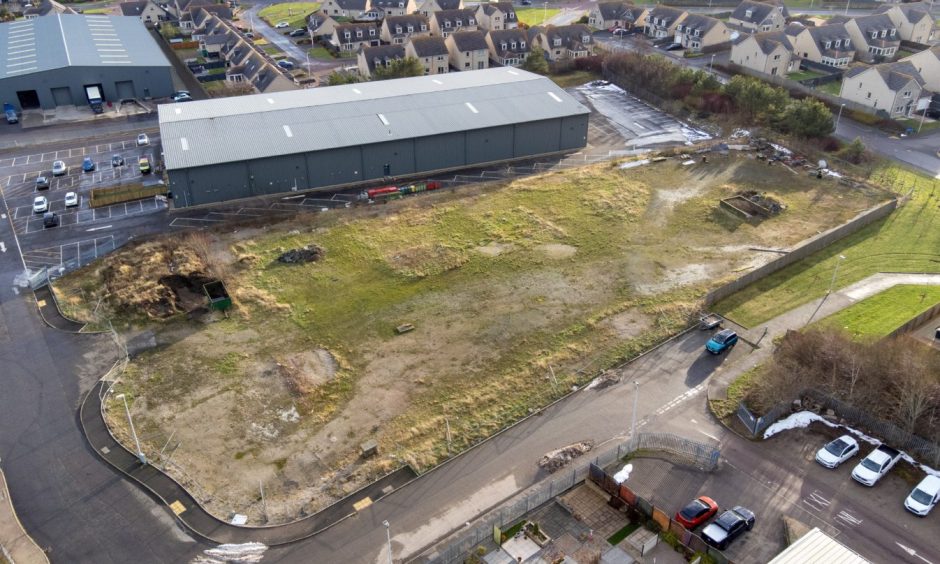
<box><xmin>543</xmin><ymin>1</ymin><xmax>548</xmax><ymax>25</ymax></box>
<box><xmin>918</xmin><ymin>101</ymin><xmax>929</xmax><ymax>133</ymax></box>
<box><xmin>115</xmin><ymin>394</ymin><xmax>146</xmax><ymax>465</ymax></box>
<box><xmin>827</xmin><ymin>255</ymin><xmax>846</xmax><ymax>295</ymax></box>
<box><xmin>383</xmin><ymin>520</ymin><xmax>392</xmax><ymax>564</ymax></box>
<box><xmin>844</xmin><ymin>0</ymin><xmax>851</xmax><ymax>15</ymax></box>
<box><xmin>835</xmin><ymin>103</ymin><xmax>845</xmax><ymax>131</ymax></box>
<box><xmin>708</xmin><ymin>54</ymin><xmax>716</xmax><ymax>73</ymax></box>
<box><xmin>630</xmin><ymin>381</ymin><xmax>639</xmax><ymax>438</ymax></box>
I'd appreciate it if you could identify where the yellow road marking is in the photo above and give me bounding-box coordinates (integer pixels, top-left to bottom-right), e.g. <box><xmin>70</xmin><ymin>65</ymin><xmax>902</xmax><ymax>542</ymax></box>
<box><xmin>169</xmin><ymin>501</ymin><xmax>186</xmax><ymax>515</ymax></box>
<box><xmin>352</xmin><ymin>497</ymin><xmax>373</xmax><ymax>512</ymax></box>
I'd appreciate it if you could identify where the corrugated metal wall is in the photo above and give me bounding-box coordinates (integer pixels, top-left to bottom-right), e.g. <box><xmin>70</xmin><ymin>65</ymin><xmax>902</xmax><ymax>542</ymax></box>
<box><xmin>169</xmin><ymin>116</ymin><xmax>589</xmax><ymax>208</ymax></box>
<box><xmin>0</xmin><ymin>65</ymin><xmax>174</xmax><ymax>110</ymax></box>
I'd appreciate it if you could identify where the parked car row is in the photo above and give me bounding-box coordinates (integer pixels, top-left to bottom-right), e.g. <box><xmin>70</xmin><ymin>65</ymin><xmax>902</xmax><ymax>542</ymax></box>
<box><xmin>674</xmin><ymin>496</ymin><xmax>756</xmax><ymax>551</ymax></box>
<box><xmin>815</xmin><ymin>435</ymin><xmax>940</xmax><ymax>516</ymax></box>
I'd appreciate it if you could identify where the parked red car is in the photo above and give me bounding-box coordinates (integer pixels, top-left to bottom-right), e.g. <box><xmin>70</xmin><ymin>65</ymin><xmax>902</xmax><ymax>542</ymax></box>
<box><xmin>675</xmin><ymin>496</ymin><xmax>719</xmax><ymax>530</ymax></box>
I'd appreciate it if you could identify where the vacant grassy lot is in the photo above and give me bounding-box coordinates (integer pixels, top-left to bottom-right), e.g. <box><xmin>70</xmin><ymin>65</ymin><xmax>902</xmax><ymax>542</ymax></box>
<box><xmin>715</xmin><ymin>164</ymin><xmax>940</xmax><ymax>327</ymax></box>
<box><xmin>57</xmin><ymin>156</ymin><xmax>885</xmax><ymax>524</ymax></box>
<box><xmin>515</xmin><ymin>6</ymin><xmax>560</xmax><ymax>26</ymax></box>
<box><xmin>787</xmin><ymin>70</ymin><xmax>824</xmax><ymax>81</ymax></box>
<box><xmin>818</xmin><ymin>285</ymin><xmax>940</xmax><ymax>338</ymax></box>
<box><xmin>258</xmin><ymin>2</ymin><xmax>320</xmax><ymax>29</ymax></box>
<box><xmin>551</xmin><ymin>70</ymin><xmax>602</xmax><ymax>88</ymax></box>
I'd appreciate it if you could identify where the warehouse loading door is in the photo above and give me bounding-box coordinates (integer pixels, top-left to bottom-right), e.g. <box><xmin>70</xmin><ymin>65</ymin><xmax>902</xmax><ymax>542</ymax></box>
<box><xmin>51</xmin><ymin>87</ymin><xmax>71</xmax><ymax>106</ymax></box>
<box><xmin>16</xmin><ymin>90</ymin><xmax>40</xmax><ymax>109</ymax></box>
<box><xmin>115</xmin><ymin>81</ymin><xmax>135</xmax><ymax>101</ymax></box>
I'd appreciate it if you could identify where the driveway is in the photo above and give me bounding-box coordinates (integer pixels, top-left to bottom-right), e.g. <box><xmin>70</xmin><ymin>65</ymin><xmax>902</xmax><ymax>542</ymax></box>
<box><xmin>243</xmin><ymin>5</ymin><xmax>347</xmax><ymax>74</ymax></box>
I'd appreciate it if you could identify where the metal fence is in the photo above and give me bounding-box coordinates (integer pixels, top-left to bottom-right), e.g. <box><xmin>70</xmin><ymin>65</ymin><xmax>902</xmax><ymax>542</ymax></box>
<box><xmin>802</xmin><ymin>389</ymin><xmax>940</xmax><ymax>467</ymax></box>
<box><xmin>417</xmin><ymin>433</ymin><xmax>719</xmax><ymax>564</ymax></box>
<box><xmin>736</xmin><ymin>401</ymin><xmax>790</xmax><ymax>438</ymax></box>
<box><xmin>589</xmin><ymin>462</ymin><xmax>732</xmax><ymax>564</ymax></box>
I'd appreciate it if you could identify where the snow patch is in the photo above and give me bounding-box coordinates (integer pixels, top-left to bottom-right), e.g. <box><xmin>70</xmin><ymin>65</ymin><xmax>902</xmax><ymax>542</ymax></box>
<box><xmin>279</xmin><ymin>405</ymin><xmax>300</xmax><ymax>423</ymax></box>
<box><xmin>620</xmin><ymin>159</ymin><xmax>650</xmax><ymax>169</ymax></box>
<box><xmin>682</xmin><ymin>159</ymin><xmax>696</xmax><ymax>166</ymax></box>
<box><xmin>613</xmin><ymin>463</ymin><xmax>634</xmax><ymax>484</ymax></box>
<box><xmin>764</xmin><ymin>411</ymin><xmax>940</xmax><ymax>478</ymax></box>
<box><xmin>192</xmin><ymin>542</ymin><xmax>268</xmax><ymax>563</ymax></box>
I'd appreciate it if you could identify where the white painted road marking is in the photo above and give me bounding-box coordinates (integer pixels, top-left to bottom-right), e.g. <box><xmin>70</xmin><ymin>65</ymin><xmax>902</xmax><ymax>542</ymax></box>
<box><xmin>897</xmin><ymin>542</ymin><xmax>934</xmax><ymax>564</ymax></box>
<box><xmin>801</xmin><ymin>490</ymin><xmax>830</xmax><ymax>512</ymax></box>
<box><xmin>835</xmin><ymin>510</ymin><xmax>862</xmax><ymax>527</ymax></box>
<box><xmin>0</xmin><ymin>241</ymin><xmax>6</xmax><ymax>252</ymax></box>
<box><xmin>86</xmin><ymin>225</ymin><xmax>112</xmax><ymax>232</ymax></box>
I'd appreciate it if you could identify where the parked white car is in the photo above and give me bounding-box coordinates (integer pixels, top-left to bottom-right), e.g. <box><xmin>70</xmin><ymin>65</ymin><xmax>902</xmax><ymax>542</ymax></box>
<box><xmin>275</xmin><ymin>21</ymin><xmax>289</xmax><ymax>28</ymax></box>
<box><xmin>137</xmin><ymin>133</ymin><xmax>149</xmax><ymax>146</ymax></box>
<box><xmin>852</xmin><ymin>445</ymin><xmax>902</xmax><ymax>486</ymax></box>
<box><xmin>64</xmin><ymin>191</ymin><xmax>79</xmax><ymax>207</ymax></box>
<box><xmin>33</xmin><ymin>195</ymin><xmax>48</xmax><ymax>213</ymax></box>
<box><xmin>815</xmin><ymin>435</ymin><xmax>859</xmax><ymax>469</ymax></box>
<box><xmin>52</xmin><ymin>160</ymin><xmax>67</xmax><ymax>176</ymax></box>
<box><xmin>905</xmin><ymin>475</ymin><xmax>940</xmax><ymax>516</ymax></box>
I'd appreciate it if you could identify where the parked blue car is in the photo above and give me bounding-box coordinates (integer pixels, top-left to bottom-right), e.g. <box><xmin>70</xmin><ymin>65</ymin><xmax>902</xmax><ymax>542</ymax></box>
<box><xmin>705</xmin><ymin>329</ymin><xmax>738</xmax><ymax>355</ymax></box>
<box><xmin>82</xmin><ymin>157</ymin><xmax>95</xmax><ymax>172</ymax></box>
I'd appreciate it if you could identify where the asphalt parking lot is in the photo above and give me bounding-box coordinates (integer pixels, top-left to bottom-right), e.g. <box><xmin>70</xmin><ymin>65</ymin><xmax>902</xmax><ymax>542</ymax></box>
<box><xmin>620</xmin><ymin>423</ymin><xmax>937</xmax><ymax>564</ymax></box>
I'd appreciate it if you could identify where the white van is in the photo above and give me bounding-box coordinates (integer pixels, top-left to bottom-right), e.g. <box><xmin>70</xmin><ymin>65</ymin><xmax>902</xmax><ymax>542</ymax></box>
<box><xmin>904</xmin><ymin>475</ymin><xmax>940</xmax><ymax>516</ymax></box>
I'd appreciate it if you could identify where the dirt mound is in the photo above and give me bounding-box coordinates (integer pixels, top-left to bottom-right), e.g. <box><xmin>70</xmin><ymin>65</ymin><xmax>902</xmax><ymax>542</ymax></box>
<box><xmin>100</xmin><ymin>240</ymin><xmax>211</xmax><ymax>318</ymax></box>
<box><xmin>538</xmin><ymin>440</ymin><xmax>595</xmax><ymax>473</ymax></box>
<box><xmin>279</xmin><ymin>349</ymin><xmax>338</xmax><ymax>395</ymax></box>
<box><xmin>277</xmin><ymin>245</ymin><xmax>325</xmax><ymax>264</ymax></box>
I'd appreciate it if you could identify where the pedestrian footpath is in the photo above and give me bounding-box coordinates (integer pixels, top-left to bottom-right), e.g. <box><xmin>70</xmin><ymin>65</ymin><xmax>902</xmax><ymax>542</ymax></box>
<box><xmin>0</xmin><ymin>467</ymin><xmax>49</xmax><ymax>564</ymax></box>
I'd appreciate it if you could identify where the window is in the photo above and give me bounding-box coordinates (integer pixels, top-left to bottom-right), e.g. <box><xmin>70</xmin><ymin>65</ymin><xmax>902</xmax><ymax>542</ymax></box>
<box><xmin>762</xmin><ymin>25</ymin><xmax>770</xmax><ymax>31</ymax></box>
<box><xmin>676</xmin><ymin>24</ymin><xmax>682</xmax><ymax>32</ymax></box>
<box><xmin>903</xmin><ymin>90</ymin><xmax>911</xmax><ymax>97</ymax></box>
<box><xmin>773</xmin><ymin>54</ymin><xmax>780</xmax><ymax>60</ymax></box>
<box><xmin>344</xmin><ymin>31</ymin><xmax>351</xmax><ymax>38</ymax></box>
<box><xmin>407</xmin><ymin>25</ymin><xmax>413</xmax><ymax>32</ymax></box>
<box><xmin>871</xmin><ymin>31</ymin><xmax>877</xmax><ymax>39</ymax></box>
<box><xmin>456</xmin><ymin>20</ymin><xmax>462</xmax><ymax>27</ymax></box>
<box><xmin>745</xmin><ymin>9</ymin><xmax>752</xmax><ymax>18</ymax></box>
<box><xmin>464</xmin><ymin>61</ymin><xmax>470</xmax><ymax>67</ymax></box>
<box><xmin>510</xmin><ymin>41</ymin><xmax>516</xmax><ymax>48</ymax></box>
<box><xmin>867</xmin><ymin>92</ymin><xmax>871</xmax><ymax>99</ymax></box>
<box><xmin>396</xmin><ymin>25</ymin><xmax>402</xmax><ymax>33</ymax></box>
<box><xmin>520</xmin><ymin>41</ymin><xmax>525</xmax><ymax>48</ymax></box>
<box><xmin>501</xmin><ymin>41</ymin><xmax>507</xmax><ymax>49</ymax></box>
<box><xmin>881</xmin><ymin>30</ymin><xmax>886</xmax><ymax>38</ymax></box>
<box><xmin>469</xmin><ymin>18</ymin><xmax>475</xmax><ymax>25</ymax></box>
<box><xmin>356</xmin><ymin>30</ymin><xmax>362</xmax><ymax>37</ymax></box>
<box><xmin>444</xmin><ymin>21</ymin><xmax>451</xmax><ymax>28</ymax></box>
<box><xmin>845</xmin><ymin>40</ymin><xmax>850</xmax><ymax>48</ymax></box>
<box><xmin>825</xmin><ymin>41</ymin><xmax>831</xmax><ymax>49</ymax></box>
<box><xmin>890</xmin><ymin>29</ymin><xmax>896</xmax><ymax>37</ymax></box>
<box><xmin>694</xmin><ymin>29</ymin><xmax>700</xmax><ymax>37</ymax></box>
<box><xmin>477</xmin><ymin>61</ymin><xmax>484</xmax><ymax>68</ymax></box>
<box><xmin>553</xmin><ymin>37</ymin><xmax>561</xmax><ymax>46</ymax></box>
<box><xmin>834</xmin><ymin>39</ymin><xmax>840</xmax><ymax>48</ymax></box>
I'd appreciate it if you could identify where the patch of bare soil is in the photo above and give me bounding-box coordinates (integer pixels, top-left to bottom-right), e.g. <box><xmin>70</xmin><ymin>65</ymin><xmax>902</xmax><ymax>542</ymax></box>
<box><xmin>475</xmin><ymin>242</ymin><xmax>514</xmax><ymax>256</ymax></box>
<box><xmin>647</xmin><ymin>165</ymin><xmax>735</xmax><ymax>225</ymax></box>
<box><xmin>600</xmin><ymin>309</ymin><xmax>653</xmax><ymax>339</ymax></box>
<box><xmin>634</xmin><ymin>263</ymin><xmax>713</xmax><ymax>295</ymax></box>
<box><xmin>537</xmin><ymin>243</ymin><xmax>578</xmax><ymax>259</ymax></box>
<box><xmin>386</xmin><ymin>244</ymin><xmax>468</xmax><ymax>277</ymax></box>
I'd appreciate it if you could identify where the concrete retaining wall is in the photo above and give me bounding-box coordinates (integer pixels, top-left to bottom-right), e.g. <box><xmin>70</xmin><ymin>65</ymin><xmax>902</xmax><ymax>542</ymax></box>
<box><xmin>889</xmin><ymin>301</ymin><xmax>940</xmax><ymax>338</ymax></box>
<box><xmin>704</xmin><ymin>198</ymin><xmax>898</xmax><ymax>307</ymax></box>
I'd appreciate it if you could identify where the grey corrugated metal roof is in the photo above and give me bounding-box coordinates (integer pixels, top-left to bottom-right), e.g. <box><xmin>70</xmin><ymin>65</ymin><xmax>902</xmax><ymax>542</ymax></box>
<box><xmin>0</xmin><ymin>15</ymin><xmax>170</xmax><ymax>79</ymax></box>
<box><xmin>159</xmin><ymin>68</ymin><xmax>589</xmax><ymax>170</ymax></box>
<box><xmin>767</xmin><ymin>528</ymin><xmax>870</xmax><ymax>564</ymax></box>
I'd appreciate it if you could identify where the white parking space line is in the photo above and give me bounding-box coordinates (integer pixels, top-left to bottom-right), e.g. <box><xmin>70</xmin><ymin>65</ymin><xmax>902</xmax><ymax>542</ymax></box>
<box><xmin>834</xmin><ymin>510</ymin><xmax>862</xmax><ymax>527</ymax></box>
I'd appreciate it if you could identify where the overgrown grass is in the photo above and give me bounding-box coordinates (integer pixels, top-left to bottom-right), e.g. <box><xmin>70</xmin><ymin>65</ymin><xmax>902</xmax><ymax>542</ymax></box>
<box><xmin>818</xmin><ymin>285</ymin><xmax>940</xmax><ymax>338</ymax></box>
<box><xmin>709</xmin><ymin>366</ymin><xmax>761</xmax><ymax>420</ymax></box>
<box><xmin>607</xmin><ymin>522</ymin><xmax>640</xmax><ymax>545</ymax></box>
<box><xmin>715</xmin><ymin>163</ymin><xmax>940</xmax><ymax>327</ymax></box>
<box><xmin>258</xmin><ymin>2</ymin><xmax>319</xmax><ymax>30</ymax></box>
<box><xmin>308</xmin><ymin>46</ymin><xmax>334</xmax><ymax>59</ymax></box>
<box><xmin>503</xmin><ymin>520</ymin><xmax>526</xmax><ymax>539</ymax></box>
<box><xmin>515</xmin><ymin>6</ymin><xmax>560</xmax><ymax>26</ymax></box>
<box><xmin>550</xmin><ymin>70</ymin><xmax>601</xmax><ymax>88</ymax></box>
<box><xmin>818</xmin><ymin>81</ymin><xmax>841</xmax><ymax>96</ymax></box>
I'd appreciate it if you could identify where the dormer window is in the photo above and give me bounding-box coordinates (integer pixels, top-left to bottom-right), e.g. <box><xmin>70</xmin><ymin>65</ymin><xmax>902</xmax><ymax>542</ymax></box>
<box><xmin>456</xmin><ymin>20</ymin><xmax>462</xmax><ymax>27</ymax></box>
<box><xmin>469</xmin><ymin>18</ymin><xmax>475</xmax><ymax>25</ymax></box>
<box><xmin>834</xmin><ymin>39</ymin><xmax>840</xmax><ymax>47</ymax></box>
<box><xmin>510</xmin><ymin>41</ymin><xmax>516</xmax><ymax>48</ymax></box>
<box><xmin>582</xmin><ymin>34</ymin><xmax>590</xmax><ymax>42</ymax></box>
<box><xmin>356</xmin><ymin>30</ymin><xmax>363</xmax><ymax>37</ymax></box>
<box><xmin>825</xmin><ymin>40</ymin><xmax>831</xmax><ymax>48</ymax></box>
<box><xmin>445</xmin><ymin>21</ymin><xmax>451</xmax><ymax>28</ymax></box>
<box><xmin>520</xmin><ymin>40</ymin><xmax>525</xmax><ymax>48</ymax></box>
<box><xmin>871</xmin><ymin>31</ymin><xmax>877</xmax><ymax>39</ymax></box>
<box><xmin>881</xmin><ymin>30</ymin><xmax>886</xmax><ymax>38</ymax></box>
<box><xmin>396</xmin><ymin>25</ymin><xmax>402</xmax><ymax>33</ymax></box>
<box><xmin>553</xmin><ymin>37</ymin><xmax>561</xmax><ymax>46</ymax></box>
<box><xmin>694</xmin><ymin>29</ymin><xmax>700</xmax><ymax>37</ymax></box>
<box><xmin>370</xmin><ymin>29</ymin><xmax>376</xmax><ymax>36</ymax></box>
<box><xmin>676</xmin><ymin>24</ymin><xmax>682</xmax><ymax>32</ymax></box>
<box><xmin>890</xmin><ymin>29</ymin><xmax>896</xmax><ymax>36</ymax></box>
<box><xmin>745</xmin><ymin>9</ymin><xmax>752</xmax><ymax>17</ymax></box>
<box><xmin>407</xmin><ymin>25</ymin><xmax>413</xmax><ymax>32</ymax></box>
<box><xmin>501</xmin><ymin>41</ymin><xmax>507</xmax><ymax>49</ymax></box>
<box><xmin>344</xmin><ymin>31</ymin><xmax>351</xmax><ymax>38</ymax></box>
<box><xmin>845</xmin><ymin>39</ymin><xmax>850</xmax><ymax>48</ymax></box>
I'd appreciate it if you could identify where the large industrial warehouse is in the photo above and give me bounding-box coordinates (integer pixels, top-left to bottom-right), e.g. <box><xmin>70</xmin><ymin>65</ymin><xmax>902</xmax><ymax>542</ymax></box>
<box><xmin>0</xmin><ymin>15</ymin><xmax>174</xmax><ymax>111</ymax></box>
<box><xmin>159</xmin><ymin>68</ymin><xmax>590</xmax><ymax>208</ymax></box>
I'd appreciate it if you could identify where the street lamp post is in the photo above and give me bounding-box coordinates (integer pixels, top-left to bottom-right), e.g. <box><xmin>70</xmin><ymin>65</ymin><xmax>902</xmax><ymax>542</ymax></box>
<box><xmin>543</xmin><ymin>1</ymin><xmax>548</xmax><ymax>25</ymax></box>
<box><xmin>115</xmin><ymin>394</ymin><xmax>146</xmax><ymax>465</ymax></box>
<box><xmin>383</xmin><ymin>520</ymin><xmax>392</xmax><ymax>564</ymax></box>
<box><xmin>827</xmin><ymin>255</ymin><xmax>846</xmax><ymax>295</ymax></box>
<box><xmin>708</xmin><ymin>54</ymin><xmax>715</xmax><ymax>73</ymax></box>
<box><xmin>835</xmin><ymin>103</ymin><xmax>845</xmax><ymax>131</ymax></box>
<box><xmin>630</xmin><ymin>381</ymin><xmax>639</xmax><ymax>438</ymax></box>
<box><xmin>918</xmin><ymin>102</ymin><xmax>929</xmax><ymax>134</ymax></box>
<box><xmin>844</xmin><ymin>0</ymin><xmax>851</xmax><ymax>15</ymax></box>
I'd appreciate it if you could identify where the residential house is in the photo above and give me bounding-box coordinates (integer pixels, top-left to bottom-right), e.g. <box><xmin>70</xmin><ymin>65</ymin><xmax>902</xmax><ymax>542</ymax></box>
<box><xmin>902</xmin><ymin>47</ymin><xmax>940</xmax><ymax>92</ymax></box>
<box><xmin>332</xmin><ymin>22</ymin><xmax>381</xmax><ymax>52</ymax></box>
<box><xmin>531</xmin><ymin>24</ymin><xmax>593</xmax><ymax>61</ymax></box>
<box><xmin>730</xmin><ymin>30</ymin><xmax>797</xmax><ymax>76</ymax></box>
<box><xmin>320</xmin><ymin>0</ymin><xmax>368</xmax><ymax>20</ymax></box>
<box><xmin>168</xmin><ymin>0</ymin><xmax>219</xmax><ymax>20</ymax></box>
<box><xmin>875</xmin><ymin>2</ymin><xmax>932</xmax><ymax>44</ymax></box>
<box><xmin>358</xmin><ymin>44</ymin><xmax>407</xmax><ymax>78</ymax></box>
<box><xmin>840</xmin><ymin>61</ymin><xmax>925</xmax><ymax>117</ymax></box>
<box><xmin>475</xmin><ymin>2</ymin><xmax>517</xmax><ymax>31</ymax></box>
<box><xmin>200</xmin><ymin>32</ymin><xmax>235</xmax><ymax>58</ymax></box>
<box><xmin>588</xmin><ymin>1</ymin><xmax>646</xmax><ymax>32</ymax></box>
<box><xmin>836</xmin><ymin>14</ymin><xmax>899</xmax><ymax>62</ymax></box>
<box><xmin>643</xmin><ymin>6</ymin><xmax>687</xmax><ymax>40</ymax></box>
<box><xmin>370</xmin><ymin>0</ymin><xmax>415</xmax><ymax>17</ymax></box>
<box><xmin>307</xmin><ymin>12</ymin><xmax>340</xmax><ymax>39</ymax></box>
<box><xmin>381</xmin><ymin>14</ymin><xmax>430</xmax><ymax>44</ymax></box>
<box><xmin>674</xmin><ymin>14</ymin><xmax>729</xmax><ymax>53</ymax></box>
<box><xmin>414</xmin><ymin>0</ymin><xmax>462</xmax><ymax>19</ymax></box>
<box><xmin>486</xmin><ymin>28</ymin><xmax>530</xmax><ymax>67</ymax></box>
<box><xmin>728</xmin><ymin>0</ymin><xmax>787</xmax><ymax>33</ymax></box>
<box><xmin>431</xmin><ymin>8</ymin><xmax>477</xmax><ymax>38</ymax></box>
<box><xmin>788</xmin><ymin>23</ymin><xmax>854</xmax><ymax>68</ymax></box>
<box><xmin>446</xmin><ymin>30</ymin><xmax>489</xmax><ymax>71</ymax></box>
<box><xmin>119</xmin><ymin>0</ymin><xmax>173</xmax><ymax>26</ymax></box>
<box><xmin>406</xmin><ymin>36</ymin><xmax>450</xmax><ymax>74</ymax></box>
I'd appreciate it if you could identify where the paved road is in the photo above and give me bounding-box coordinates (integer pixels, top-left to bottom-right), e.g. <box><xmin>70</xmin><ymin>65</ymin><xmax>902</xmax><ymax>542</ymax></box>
<box><xmin>835</xmin><ymin>118</ymin><xmax>940</xmax><ymax>178</ymax></box>
<box><xmin>243</xmin><ymin>3</ymin><xmax>348</xmax><ymax>75</ymax></box>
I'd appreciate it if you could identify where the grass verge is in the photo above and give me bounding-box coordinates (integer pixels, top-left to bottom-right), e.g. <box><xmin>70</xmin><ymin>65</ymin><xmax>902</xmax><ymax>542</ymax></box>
<box><xmin>787</xmin><ymin>70</ymin><xmax>824</xmax><ymax>81</ymax></box>
<box><xmin>258</xmin><ymin>2</ymin><xmax>320</xmax><ymax>29</ymax></box>
<box><xmin>709</xmin><ymin>366</ymin><xmax>760</xmax><ymax>421</ymax></box>
<box><xmin>550</xmin><ymin>70</ymin><xmax>601</xmax><ymax>88</ymax></box>
<box><xmin>817</xmin><ymin>285</ymin><xmax>940</xmax><ymax>338</ymax></box>
<box><xmin>714</xmin><ymin>162</ymin><xmax>940</xmax><ymax>327</ymax></box>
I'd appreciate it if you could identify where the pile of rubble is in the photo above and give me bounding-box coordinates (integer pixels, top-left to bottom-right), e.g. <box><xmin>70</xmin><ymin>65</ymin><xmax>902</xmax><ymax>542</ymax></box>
<box><xmin>538</xmin><ymin>440</ymin><xmax>595</xmax><ymax>473</ymax></box>
<box><xmin>277</xmin><ymin>245</ymin><xmax>325</xmax><ymax>264</ymax></box>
